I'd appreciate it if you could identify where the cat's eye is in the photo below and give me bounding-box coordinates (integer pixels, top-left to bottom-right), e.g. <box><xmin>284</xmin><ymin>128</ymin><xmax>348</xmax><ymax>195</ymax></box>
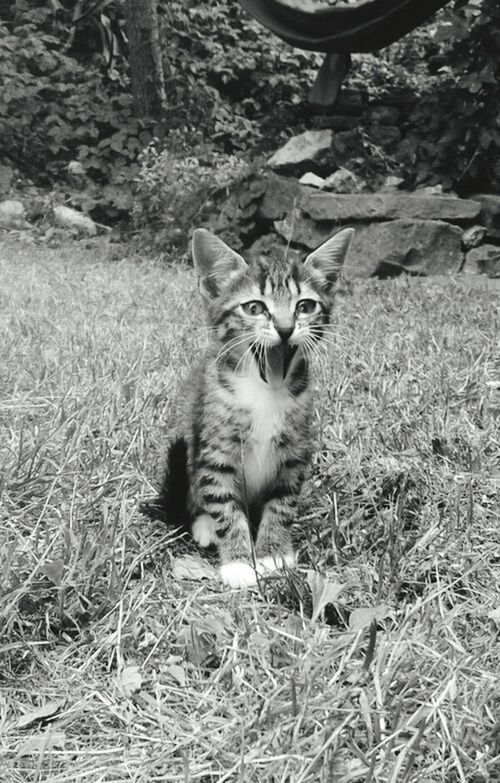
<box><xmin>296</xmin><ymin>299</ymin><xmax>318</xmax><ymax>315</ymax></box>
<box><xmin>241</xmin><ymin>300</ymin><xmax>267</xmax><ymax>316</ymax></box>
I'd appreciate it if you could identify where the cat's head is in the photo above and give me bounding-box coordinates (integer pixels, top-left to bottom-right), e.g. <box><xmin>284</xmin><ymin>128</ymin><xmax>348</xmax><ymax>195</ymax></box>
<box><xmin>191</xmin><ymin>228</ymin><xmax>354</xmax><ymax>363</ymax></box>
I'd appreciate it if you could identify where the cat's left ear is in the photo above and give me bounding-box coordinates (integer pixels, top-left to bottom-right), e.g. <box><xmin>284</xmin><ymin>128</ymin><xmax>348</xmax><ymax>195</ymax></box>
<box><xmin>192</xmin><ymin>228</ymin><xmax>248</xmax><ymax>298</ymax></box>
<box><xmin>303</xmin><ymin>228</ymin><xmax>354</xmax><ymax>289</ymax></box>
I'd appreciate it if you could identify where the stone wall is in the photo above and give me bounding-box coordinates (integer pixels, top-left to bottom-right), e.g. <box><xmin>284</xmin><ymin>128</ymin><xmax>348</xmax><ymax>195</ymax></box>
<box><xmin>249</xmin><ymin>173</ymin><xmax>500</xmax><ymax>278</ymax></box>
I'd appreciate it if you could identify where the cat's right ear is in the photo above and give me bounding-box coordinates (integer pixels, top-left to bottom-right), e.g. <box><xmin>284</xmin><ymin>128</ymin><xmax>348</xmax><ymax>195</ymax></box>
<box><xmin>192</xmin><ymin>228</ymin><xmax>247</xmax><ymax>299</ymax></box>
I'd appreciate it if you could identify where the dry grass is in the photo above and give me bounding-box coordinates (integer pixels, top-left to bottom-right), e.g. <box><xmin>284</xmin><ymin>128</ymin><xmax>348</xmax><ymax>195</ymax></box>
<box><xmin>1</xmin><ymin>238</ymin><xmax>499</xmax><ymax>783</ymax></box>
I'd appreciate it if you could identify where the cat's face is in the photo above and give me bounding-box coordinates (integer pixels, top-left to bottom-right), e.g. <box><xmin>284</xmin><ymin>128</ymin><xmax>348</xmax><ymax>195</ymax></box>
<box><xmin>192</xmin><ymin>228</ymin><xmax>354</xmax><ymax>368</ymax></box>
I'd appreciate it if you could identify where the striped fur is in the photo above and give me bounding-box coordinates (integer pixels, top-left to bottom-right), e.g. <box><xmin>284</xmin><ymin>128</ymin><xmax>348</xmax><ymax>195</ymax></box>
<box><xmin>176</xmin><ymin>228</ymin><xmax>354</xmax><ymax>588</ymax></box>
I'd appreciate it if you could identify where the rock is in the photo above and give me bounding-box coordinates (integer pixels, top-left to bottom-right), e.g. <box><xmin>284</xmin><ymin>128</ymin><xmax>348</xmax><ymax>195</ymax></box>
<box><xmin>334</xmin><ymin>89</ymin><xmax>365</xmax><ymax>116</ymax></box>
<box><xmin>463</xmin><ymin>245</ymin><xmax>500</xmax><ymax>277</ymax></box>
<box><xmin>53</xmin><ymin>205</ymin><xmax>97</xmax><ymax>236</ymax></box>
<box><xmin>259</xmin><ymin>175</ymin><xmax>304</xmax><ymax>221</ymax></box>
<box><xmin>461</xmin><ymin>225</ymin><xmax>488</xmax><ymax>251</ymax></box>
<box><xmin>247</xmin><ymin>233</ymin><xmax>301</xmax><ymax>264</ymax></box>
<box><xmin>416</xmin><ymin>184</ymin><xmax>444</xmax><ymax>196</ymax></box>
<box><xmin>316</xmin><ymin>115</ymin><xmax>359</xmax><ymax>131</ymax></box>
<box><xmin>267</xmin><ymin>130</ymin><xmax>334</xmax><ymax>173</ymax></box>
<box><xmin>471</xmin><ymin>194</ymin><xmax>500</xmax><ymax>235</ymax></box>
<box><xmin>369</xmin><ymin>125</ymin><xmax>402</xmax><ymax>147</ymax></box>
<box><xmin>301</xmin><ymin>190</ymin><xmax>480</xmax><ymax>223</ymax></box>
<box><xmin>0</xmin><ymin>165</ymin><xmax>14</xmax><ymax>196</ymax></box>
<box><xmin>0</xmin><ymin>199</ymin><xmax>28</xmax><ymax>228</ymax></box>
<box><xmin>323</xmin><ymin>168</ymin><xmax>363</xmax><ymax>194</ymax></box>
<box><xmin>259</xmin><ymin>175</ymin><xmax>482</xmax><ymax>224</ymax></box>
<box><xmin>299</xmin><ymin>172</ymin><xmax>325</xmax><ymax>189</ymax></box>
<box><xmin>375</xmin><ymin>88</ymin><xmax>417</xmax><ymax>108</ymax></box>
<box><xmin>366</xmin><ymin>106</ymin><xmax>400</xmax><ymax>125</ymax></box>
<box><xmin>273</xmin><ymin>216</ymin><xmax>463</xmax><ymax>277</ymax></box>
<box><xmin>380</xmin><ymin>175</ymin><xmax>405</xmax><ymax>192</ymax></box>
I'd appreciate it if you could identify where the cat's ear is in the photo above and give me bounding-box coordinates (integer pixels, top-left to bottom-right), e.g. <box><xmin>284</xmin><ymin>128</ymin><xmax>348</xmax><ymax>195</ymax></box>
<box><xmin>192</xmin><ymin>228</ymin><xmax>248</xmax><ymax>298</ymax></box>
<box><xmin>303</xmin><ymin>228</ymin><xmax>354</xmax><ymax>289</ymax></box>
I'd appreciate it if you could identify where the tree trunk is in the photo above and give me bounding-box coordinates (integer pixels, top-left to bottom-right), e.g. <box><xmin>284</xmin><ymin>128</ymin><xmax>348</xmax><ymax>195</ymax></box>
<box><xmin>123</xmin><ymin>0</ymin><xmax>165</xmax><ymax>120</ymax></box>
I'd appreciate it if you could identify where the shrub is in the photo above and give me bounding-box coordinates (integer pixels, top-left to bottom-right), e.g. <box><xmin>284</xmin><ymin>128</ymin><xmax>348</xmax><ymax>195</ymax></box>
<box><xmin>410</xmin><ymin>0</ymin><xmax>500</xmax><ymax>192</ymax></box>
<box><xmin>132</xmin><ymin>141</ymin><xmax>256</xmax><ymax>254</ymax></box>
<box><xmin>157</xmin><ymin>0</ymin><xmax>320</xmax><ymax>152</ymax></box>
<box><xmin>0</xmin><ymin>3</ymin><xmax>148</xmax><ymax>215</ymax></box>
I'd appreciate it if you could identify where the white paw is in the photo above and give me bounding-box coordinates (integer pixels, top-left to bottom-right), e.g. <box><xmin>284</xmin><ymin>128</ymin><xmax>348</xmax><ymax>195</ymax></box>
<box><xmin>220</xmin><ymin>561</ymin><xmax>257</xmax><ymax>589</ymax></box>
<box><xmin>256</xmin><ymin>552</ymin><xmax>296</xmax><ymax>576</ymax></box>
<box><xmin>192</xmin><ymin>514</ymin><xmax>216</xmax><ymax>548</ymax></box>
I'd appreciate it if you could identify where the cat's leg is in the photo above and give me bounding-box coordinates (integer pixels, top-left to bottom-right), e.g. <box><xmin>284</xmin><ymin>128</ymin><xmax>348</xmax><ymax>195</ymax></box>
<box><xmin>191</xmin><ymin>463</ymin><xmax>256</xmax><ymax>588</ymax></box>
<box><xmin>255</xmin><ymin>460</ymin><xmax>306</xmax><ymax>576</ymax></box>
<box><xmin>191</xmin><ymin>514</ymin><xmax>217</xmax><ymax>548</ymax></box>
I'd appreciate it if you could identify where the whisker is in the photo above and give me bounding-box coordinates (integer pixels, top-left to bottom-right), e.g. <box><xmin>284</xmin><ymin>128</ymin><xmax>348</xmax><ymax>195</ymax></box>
<box><xmin>214</xmin><ymin>334</ymin><xmax>253</xmax><ymax>365</ymax></box>
<box><xmin>234</xmin><ymin>340</ymin><xmax>256</xmax><ymax>374</ymax></box>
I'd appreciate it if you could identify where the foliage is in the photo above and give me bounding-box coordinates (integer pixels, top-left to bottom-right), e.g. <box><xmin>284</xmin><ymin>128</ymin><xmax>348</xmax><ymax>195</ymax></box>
<box><xmin>1</xmin><ymin>0</ymin><xmax>499</xmax><ymax>218</ymax></box>
<box><xmin>157</xmin><ymin>0</ymin><xmax>319</xmax><ymax>152</ymax></box>
<box><xmin>132</xmin><ymin>141</ymin><xmax>254</xmax><ymax>253</ymax></box>
<box><xmin>0</xmin><ymin>0</ymin><xmax>319</xmax><ymax>219</ymax></box>
<box><xmin>407</xmin><ymin>0</ymin><xmax>500</xmax><ymax>192</ymax></box>
<box><xmin>0</xmin><ymin>3</ymin><xmax>150</xmax><ymax>216</ymax></box>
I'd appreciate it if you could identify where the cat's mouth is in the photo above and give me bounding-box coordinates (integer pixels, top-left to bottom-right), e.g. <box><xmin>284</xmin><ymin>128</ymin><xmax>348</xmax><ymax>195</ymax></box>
<box><xmin>252</xmin><ymin>343</ymin><xmax>298</xmax><ymax>382</ymax></box>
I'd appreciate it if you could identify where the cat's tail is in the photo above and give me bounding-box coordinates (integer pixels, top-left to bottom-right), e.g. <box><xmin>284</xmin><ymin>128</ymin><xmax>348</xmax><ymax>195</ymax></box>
<box><xmin>140</xmin><ymin>437</ymin><xmax>191</xmax><ymax>531</ymax></box>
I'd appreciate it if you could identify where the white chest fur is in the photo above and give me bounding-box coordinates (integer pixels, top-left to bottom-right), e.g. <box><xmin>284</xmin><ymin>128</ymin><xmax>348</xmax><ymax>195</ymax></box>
<box><xmin>230</xmin><ymin>363</ymin><xmax>294</xmax><ymax>498</ymax></box>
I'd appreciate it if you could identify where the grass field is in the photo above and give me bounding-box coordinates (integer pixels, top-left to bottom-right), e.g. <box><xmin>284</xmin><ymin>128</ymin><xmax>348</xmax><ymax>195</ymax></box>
<box><xmin>1</xmin><ymin>238</ymin><xmax>499</xmax><ymax>783</ymax></box>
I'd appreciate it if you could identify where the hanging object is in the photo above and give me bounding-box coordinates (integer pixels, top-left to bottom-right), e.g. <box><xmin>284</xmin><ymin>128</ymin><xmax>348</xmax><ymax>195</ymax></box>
<box><xmin>238</xmin><ymin>0</ymin><xmax>453</xmax><ymax>105</ymax></box>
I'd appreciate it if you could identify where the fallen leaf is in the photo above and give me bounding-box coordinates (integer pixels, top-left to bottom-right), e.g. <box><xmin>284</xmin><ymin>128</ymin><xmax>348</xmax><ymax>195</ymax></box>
<box><xmin>18</xmin><ymin>700</ymin><xmax>65</xmax><ymax>729</ymax></box>
<box><xmin>17</xmin><ymin>731</ymin><xmax>66</xmax><ymax>757</ymax></box>
<box><xmin>248</xmin><ymin>631</ymin><xmax>270</xmax><ymax>650</ymax></box>
<box><xmin>306</xmin><ymin>570</ymin><xmax>346</xmax><ymax>622</ymax></box>
<box><xmin>40</xmin><ymin>559</ymin><xmax>65</xmax><ymax>586</ymax></box>
<box><xmin>349</xmin><ymin>604</ymin><xmax>390</xmax><ymax>631</ymax></box>
<box><xmin>117</xmin><ymin>665</ymin><xmax>142</xmax><ymax>697</ymax></box>
<box><xmin>171</xmin><ymin>554</ymin><xmax>217</xmax><ymax>581</ymax></box>
<box><xmin>165</xmin><ymin>663</ymin><xmax>186</xmax><ymax>687</ymax></box>
<box><xmin>487</xmin><ymin>607</ymin><xmax>500</xmax><ymax>625</ymax></box>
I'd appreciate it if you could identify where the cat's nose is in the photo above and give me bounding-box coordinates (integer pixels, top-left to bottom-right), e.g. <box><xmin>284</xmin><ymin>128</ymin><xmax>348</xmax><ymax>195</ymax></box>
<box><xmin>276</xmin><ymin>325</ymin><xmax>294</xmax><ymax>343</ymax></box>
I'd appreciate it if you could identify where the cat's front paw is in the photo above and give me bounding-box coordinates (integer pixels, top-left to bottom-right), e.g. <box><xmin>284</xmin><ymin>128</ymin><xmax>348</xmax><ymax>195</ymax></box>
<box><xmin>192</xmin><ymin>514</ymin><xmax>217</xmax><ymax>548</ymax></box>
<box><xmin>256</xmin><ymin>552</ymin><xmax>296</xmax><ymax>577</ymax></box>
<box><xmin>220</xmin><ymin>561</ymin><xmax>257</xmax><ymax>589</ymax></box>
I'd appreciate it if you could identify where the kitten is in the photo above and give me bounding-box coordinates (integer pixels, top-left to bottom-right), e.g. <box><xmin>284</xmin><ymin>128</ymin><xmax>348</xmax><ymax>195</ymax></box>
<box><xmin>162</xmin><ymin>227</ymin><xmax>354</xmax><ymax>589</ymax></box>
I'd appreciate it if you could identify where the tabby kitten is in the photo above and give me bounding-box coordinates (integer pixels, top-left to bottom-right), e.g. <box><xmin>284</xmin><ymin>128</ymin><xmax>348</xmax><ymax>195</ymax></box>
<box><xmin>165</xmin><ymin>227</ymin><xmax>354</xmax><ymax>589</ymax></box>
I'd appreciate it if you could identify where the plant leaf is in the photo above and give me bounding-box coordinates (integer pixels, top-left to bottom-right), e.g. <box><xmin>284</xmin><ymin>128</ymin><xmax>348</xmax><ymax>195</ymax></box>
<box><xmin>171</xmin><ymin>554</ymin><xmax>217</xmax><ymax>581</ymax></box>
<box><xmin>18</xmin><ymin>700</ymin><xmax>65</xmax><ymax>729</ymax></box>
<box><xmin>487</xmin><ymin>607</ymin><xmax>500</xmax><ymax>625</ymax></box>
<box><xmin>117</xmin><ymin>665</ymin><xmax>142</xmax><ymax>697</ymax></box>
<box><xmin>349</xmin><ymin>605</ymin><xmax>390</xmax><ymax>631</ymax></box>
<box><xmin>165</xmin><ymin>663</ymin><xmax>186</xmax><ymax>687</ymax></box>
<box><xmin>306</xmin><ymin>570</ymin><xmax>346</xmax><ymax>622</ymax></box>
<box><xmin>40</xmin><ymin>559</ymin><xmax>65</xmax><ymax>586</ymax></box>
<box><xmin>17</xmin><ymin>731</ymin><xmax>66</xmax><ymax>757</ymax></box>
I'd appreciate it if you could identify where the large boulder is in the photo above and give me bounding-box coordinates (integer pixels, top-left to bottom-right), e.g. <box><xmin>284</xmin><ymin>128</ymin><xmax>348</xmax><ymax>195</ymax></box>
<box><xmin>463</xmin><ymin>244</ymin><xmax>500</xmax><ymax>277</ymax></box>
<box><xmin>259</xmin><ymin>175</ymin><xmax>481</xmax><ymax>223</ymax></box>
<box><xmin>0</xmin><ymin>199</ymin><xmax>28</xmax><ymax>228</ymax></box>
<box><xmin>472</xmin><ymin>194</ymin><xmax>500</xmax><ymax>237</ymax></box>
<box><xmin>267</xmin><ymin>131</ymin><xmax>334</xmax><ymax>174</ymax></box>
<box><xmin>274</xmin><ymin>216</ymin><xmax>463</xmax><ymax>277</ymax></box>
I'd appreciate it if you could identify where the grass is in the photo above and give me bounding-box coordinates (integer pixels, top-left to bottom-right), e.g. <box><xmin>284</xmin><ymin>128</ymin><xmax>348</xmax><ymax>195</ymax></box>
<box><xmin>1</xmin><ymin>238</ymin><xmax>499</xmax><ymax>783</ymax></box>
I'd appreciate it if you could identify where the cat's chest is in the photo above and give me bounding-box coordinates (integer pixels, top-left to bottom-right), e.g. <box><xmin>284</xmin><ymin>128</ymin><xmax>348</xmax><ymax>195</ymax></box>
<box><xmin>230</xmin><ymin>369</ymin><xmax>295</xmax><ymax>496</ymax></box>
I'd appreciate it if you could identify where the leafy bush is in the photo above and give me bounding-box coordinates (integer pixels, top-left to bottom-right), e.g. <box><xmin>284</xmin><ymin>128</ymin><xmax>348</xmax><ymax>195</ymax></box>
<box><xmin>158</xmin><ymin>0</ymin><xmax>320</xmax><ymax>152</ymax></box>
<box><xmin>0</xmin><ymin>0</ymin><xmax>319</xmax><ymax>219</ymax></box>
<box><xmin>0</xmin><ymin>3</ymin><xmax>150</xmax><ymax>215</ymax></box>
<box><xmin>406</xmin><ymin>0</ymin><xmax>500</xmax><ymax>192</ymax></box>
<box><xmin>1</xmin><ymin>0</ymin><xmax>499</xmax><ymax>219</ymax></box>
<box><xmin>132</xmin><ymin>142</ymin><xmax>258</xmax><ymax>253</ymax></box>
